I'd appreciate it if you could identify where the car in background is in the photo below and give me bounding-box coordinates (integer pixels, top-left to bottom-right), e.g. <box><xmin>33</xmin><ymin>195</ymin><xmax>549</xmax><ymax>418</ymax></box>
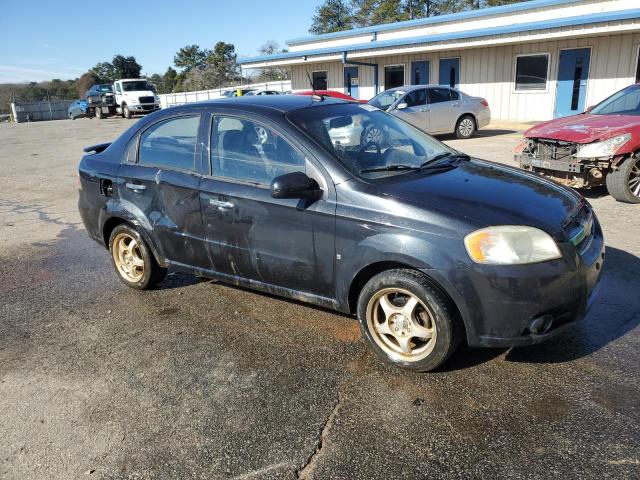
<box><xmin>243</xmin><ymin>90</ymin><xmax>283</xmax><ymax>96</ymax></box>
<box><xmin>113</xmin><ymin>79</ymin><xmax>161</xmax><ymax>119</ymax></box>
<box><xmin>78</xmin><ymin>95</ymin><xmax>603</xmax><ymax>372</ymax></box>
<box><xmin>85</xmin><ymin>84</ymin><xmax>116</xmax><ymax>118</ymax></box>
<box><xmin>368</xmin><ymin>85</ymin><xmax>490</xmax><ymax>139</ymax></box>
<box><xmin>220</xmin><ymin>88</ymin><xmax>257</xmax><ymax>98</ymax></box>
<box><xmin>515</xmin><ymin>83</ymin><xmax>640</xmax><ymax>203</ymax></box>
<box><xmin>68</xmin><ymin>99</ymin><xmax>88</xmax><ymax>120</ymax></box>
<box><xmin>295</xmin><ymin>90</ymin><xmax>366</xmax><ymax>103</ymax></box>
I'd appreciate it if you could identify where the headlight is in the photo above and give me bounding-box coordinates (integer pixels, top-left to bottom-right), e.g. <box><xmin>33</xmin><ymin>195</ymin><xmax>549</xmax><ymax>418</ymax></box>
<box><xmin>575</xmin><ymin>133</ymin><xmax>631</xmax><ymax>158</ymax></box>
<box><xmin>464</xmin><ymin>226</ymin><xmax>561</xmax><ymax>265</ymax></box>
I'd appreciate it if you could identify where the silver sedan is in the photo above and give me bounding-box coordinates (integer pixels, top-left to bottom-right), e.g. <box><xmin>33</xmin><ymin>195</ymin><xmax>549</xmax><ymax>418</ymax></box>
<box><xmin>369</xmin><ymin>85</ymin><xmax>491</xmax><ymax>138</ymax></box>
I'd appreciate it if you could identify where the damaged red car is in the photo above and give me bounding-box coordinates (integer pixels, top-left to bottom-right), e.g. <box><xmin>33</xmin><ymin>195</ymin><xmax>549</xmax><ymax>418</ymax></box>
<box><xmin>515</xmin><ymin>83</ymin><xmax>640</xmax><ymax>203</ymax></box>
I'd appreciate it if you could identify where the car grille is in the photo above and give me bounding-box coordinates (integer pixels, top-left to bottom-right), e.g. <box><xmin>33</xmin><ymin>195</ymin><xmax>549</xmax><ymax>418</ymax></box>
<box><xmin>565</xmin><ymin>205</ymin><xmax>595</xmax><ymax>255</ymax></box>
<box><xmin>139</xmin><ymin>96</ymin><xmax>155</xmax><ymax>104</ymax></box>
<box><xmin>527</xmin><ymin>139</ymin><xmax>578</xmax><ymax>160</ymax></box>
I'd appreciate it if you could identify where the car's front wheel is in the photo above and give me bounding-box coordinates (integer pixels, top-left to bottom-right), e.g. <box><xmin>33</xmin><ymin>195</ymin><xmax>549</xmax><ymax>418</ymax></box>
<box><xmin>357</xmin><ymin>269</ymin><xmax>461</xmax><ymax>372</ymax></box>
<box><xmin>455</xmin><ymin>115</ymin><xmax>476</xmax><ymax>139</ymax></box>
<box><xmin>122</xmin><ymin>103</ymin><xmax>132</xmax><ymax>119</ymax></box>
<box><xmin>606</xmin><ymin>155</ymin><xmax>640</xmax><ymax>203</ymax></box>
<box><xmin>95</xmin><ymin>106</ymin><xmax>103</xmax><ymax>119</ymax></box>
<box><xmin>109</xmin><ymin>224</ymin><xmax>167</xmax><ymax>289</ymax></box>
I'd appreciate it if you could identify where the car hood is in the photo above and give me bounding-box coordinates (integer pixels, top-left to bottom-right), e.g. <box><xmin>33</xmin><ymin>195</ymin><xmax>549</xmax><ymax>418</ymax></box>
<box><xmin>377</xmin><ymin>159</ymin><xmax>583</xmax><ymax>236</ymax></box>
<box><xmin>524</xmin><ymin>113</ymin><xmax>640</xmax><ymax>144</ymax></box>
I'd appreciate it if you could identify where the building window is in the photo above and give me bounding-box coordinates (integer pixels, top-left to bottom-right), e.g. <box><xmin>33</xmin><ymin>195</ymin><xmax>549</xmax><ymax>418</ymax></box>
<box><xmin>384</xmin><ymin>65</ymin><xmax>405</xmax><ymax>90</ymax></box>
<box><xmin>312</xmin><ymin>71</ymin><xmax>327</xmax><ymax>90</ymax></box>
<box><xmin>515</xmin><ymin>54</ymin><xmax>549</xmax><ymax>91</ymax></box>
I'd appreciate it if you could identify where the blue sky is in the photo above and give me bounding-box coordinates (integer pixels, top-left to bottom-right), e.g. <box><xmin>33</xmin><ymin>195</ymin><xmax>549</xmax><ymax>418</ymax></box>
<box><xmin>0</xmin><ymin>0</ymin><xmax>325</xmax><ymax>83</ymax></box>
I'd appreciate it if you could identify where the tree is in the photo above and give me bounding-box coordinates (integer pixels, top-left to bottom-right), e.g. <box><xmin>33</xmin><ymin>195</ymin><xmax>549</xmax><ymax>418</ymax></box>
<box><xmin>111</xmin><ymin>55</ymin><xmax>142</xmax><ymax>79</ymax></box>
<box><xmin>89</xmin><ymin>62</ymin><xmax>115</xmax><ymax>83</ymax></box>
<box><xmin>310</xmin><ymin>0</ymin><xmax>353</xmax><ymax>34</ymax></box>
<box><xmin>256</xmin><ymin>41</ymin><xmax>290</xmax><ymax>82</ymax></box>
<box><xmin>174</xmin><ymin>44</ymin><xmax>210</xmax><ymax>72</ymax></box>
<box><xmin>163</xmin><ymin>67</ymin><xmax>178</xmax><ymax>93</ymax></box>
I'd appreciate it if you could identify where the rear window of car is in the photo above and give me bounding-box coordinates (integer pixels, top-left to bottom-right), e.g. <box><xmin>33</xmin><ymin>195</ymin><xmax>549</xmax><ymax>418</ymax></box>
<box><xmin>138</xmin><ymin>115</ymin><xmax>200</xmax><ymax>171</ymax></box>
<box><xmin>428</xmin><ymin>88</ymin><xmax>451</xmax><ymax>104</ymax></box>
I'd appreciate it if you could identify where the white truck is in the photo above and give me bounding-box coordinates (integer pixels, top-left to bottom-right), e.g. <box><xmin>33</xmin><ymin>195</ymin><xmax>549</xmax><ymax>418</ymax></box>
<box><xmin>112</xmin><ymin>78</ymin><xmax>161</xmax><ymax>119</ymax></box>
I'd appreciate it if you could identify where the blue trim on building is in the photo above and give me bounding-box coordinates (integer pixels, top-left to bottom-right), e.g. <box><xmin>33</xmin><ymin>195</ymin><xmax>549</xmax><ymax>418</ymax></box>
<box><xmin>285</xmin><ymin>0</ymin><xmax>582</xmax><ymax>46</ymax></box>
<box><xmin>239</xmin><ymin>8</ymin><xmax>640</xmax><ymax>66</ymax></box>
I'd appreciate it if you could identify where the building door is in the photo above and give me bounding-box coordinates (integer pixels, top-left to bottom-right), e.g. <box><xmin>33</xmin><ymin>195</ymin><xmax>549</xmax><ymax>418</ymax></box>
<box><xmin>384</xmin><ymin>65</ymin><xmax>405</xmax><ymax>90</ymax></box>
<box><xmin>554</xmin><ymin>48</ymin><xmax>591</xmax><ymax>118</ymax></box>
<box><xmin>439</xmin><ymin>58</ymin><xmax>459</xmax><ymax>88</ymax></box>
<box><xmin>411</xmin><ymin>61</ymin><xmax>430</xmax><ymax>85</ymax></box>
<box><xmin>344</xmin><ymin>66</ymin><xmax>359</xmax><ymax>99</ymax></box>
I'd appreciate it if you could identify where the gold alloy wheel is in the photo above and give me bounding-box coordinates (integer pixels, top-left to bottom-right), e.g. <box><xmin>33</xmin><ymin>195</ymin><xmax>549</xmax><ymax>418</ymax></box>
<box><xmin>366</xmin><ymin>288</ymin><xmax>437</xmax><ymax>362</ymax></box>
<box><xmin>112</xmin><ymin>232</ymin><xmax>145</xmax><ymax>282</ymax></box>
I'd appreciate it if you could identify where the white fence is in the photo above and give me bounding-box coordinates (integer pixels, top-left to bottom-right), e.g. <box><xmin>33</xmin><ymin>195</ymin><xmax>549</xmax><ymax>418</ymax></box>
<box><xmin>159</xmin><ymin>80</ymin><xmax>292</xmax><ymax>108</ymax></box>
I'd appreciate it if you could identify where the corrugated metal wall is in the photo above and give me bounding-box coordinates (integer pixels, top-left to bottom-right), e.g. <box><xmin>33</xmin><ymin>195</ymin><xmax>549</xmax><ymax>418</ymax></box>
<box><xmin>290</xmin><ymin>32</ymin><xmax>640</xmax><ymax>121</ymax></box>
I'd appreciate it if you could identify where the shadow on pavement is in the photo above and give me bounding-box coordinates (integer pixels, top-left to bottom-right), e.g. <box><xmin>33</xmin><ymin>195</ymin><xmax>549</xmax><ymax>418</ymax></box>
<box><xmin>505</xmin><ymin>246</ymin><xmax>640</xmax><ymax>364</ymax></box>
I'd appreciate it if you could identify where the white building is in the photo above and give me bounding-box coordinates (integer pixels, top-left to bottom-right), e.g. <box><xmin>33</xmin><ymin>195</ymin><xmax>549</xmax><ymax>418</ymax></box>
<box><xmin>240</xmin><ymin>0</ymin><xmax>640</xmax><ymax>121</ymax></box>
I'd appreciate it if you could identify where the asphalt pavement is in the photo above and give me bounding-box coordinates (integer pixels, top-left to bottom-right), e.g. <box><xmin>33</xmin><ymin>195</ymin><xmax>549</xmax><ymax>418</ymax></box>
<box><xmin>0</xmin><ymin>117</ymin><xmax>638</xmax><ymax>479</ymax></box>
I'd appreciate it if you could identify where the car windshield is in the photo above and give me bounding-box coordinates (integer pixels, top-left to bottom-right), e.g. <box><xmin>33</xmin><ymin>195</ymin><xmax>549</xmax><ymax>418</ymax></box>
<box><xmin>121</xmin><ymin>81</ymin><xmax>150</xmax><ymax>91</ymax></box>
<box><xmin>96</xmin><ymin>84</ymin><xmax>112</xmax><ymax>93</ymax></box>
<box><xmin>287</xmin><ymin>103</ymin><xmax>457</xmax><ymax>179</ymax></box>
<box><xmin>368</xmin><ymin>90</ymin><xmax>405</xmax><ymax>110</ymax></box>
<box><xmin>590</xmin><ymin>85</ymin><xmax>640</xmax><ymax>116</ymax></box>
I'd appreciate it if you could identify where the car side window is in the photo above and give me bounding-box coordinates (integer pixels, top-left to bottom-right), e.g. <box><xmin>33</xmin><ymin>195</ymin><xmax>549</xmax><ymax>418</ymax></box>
<box><xmin>138</xmin><ymin>115</ymin><xmax>200</xmax><ymax>171</ymax></box>
<box><xmin>428</xmin><ymin>88</ymin><xmax>452</xmax><ymax>104</ymax></box>
<box><xmin>403</xmin><ymin>89</ymin><xmax>427</xmax><ymax>108</ymax></box>
<box><xmin>210</xmin><ymin>116</ymin><xmax>306</xmax><ymax>186</ymax></box>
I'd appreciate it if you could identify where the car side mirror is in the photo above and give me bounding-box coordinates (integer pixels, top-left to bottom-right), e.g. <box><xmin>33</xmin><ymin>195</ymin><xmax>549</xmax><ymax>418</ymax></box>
<box><xmin>271</xmin><ymin>171</ymin><xmax>321</xmax><ymax>200</ymax></box>
<box><xmin>585</xmin><ymin>105</ymin><xmax>594</xmax><ymax>113</ymax></box>
<box><xmin>396</xmin><ymin>102</ymin><xmax>408</xmax><ymax>110</ymax></box>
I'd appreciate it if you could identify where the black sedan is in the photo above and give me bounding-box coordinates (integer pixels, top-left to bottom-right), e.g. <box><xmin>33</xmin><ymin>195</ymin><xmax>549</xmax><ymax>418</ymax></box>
<box><xmin>77</xmin><ymin>95</ymin><xmax>604</xmax><ymax>371</ymax></box>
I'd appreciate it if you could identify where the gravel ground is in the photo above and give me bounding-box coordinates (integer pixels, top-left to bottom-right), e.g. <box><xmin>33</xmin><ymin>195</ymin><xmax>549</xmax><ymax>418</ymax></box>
<box><xmin>0</xmin><ymin>116</ymin><xmax>638</xmax><ymax>480</ymax></box>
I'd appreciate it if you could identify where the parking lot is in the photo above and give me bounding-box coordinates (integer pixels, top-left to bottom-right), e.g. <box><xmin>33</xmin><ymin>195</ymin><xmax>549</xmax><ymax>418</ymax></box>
<box><xmin>0</xmin><ymin>117</ymin><xmax>638</xmax><ymax>479</ymax></box>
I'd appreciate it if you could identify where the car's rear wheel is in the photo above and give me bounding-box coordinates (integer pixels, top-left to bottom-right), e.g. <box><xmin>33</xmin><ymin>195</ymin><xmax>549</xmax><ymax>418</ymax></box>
<box><xmin>455</xmin><ymin>115</ymin><xmax>476</xmax><ymax>139</ymax></box>
<box><xmin>357</xmin><ymin>269</ymin><xmax>461</xmax><ymax>372</ymax></box>
<box><xmin>109</xmin><ymin>224</ymin><xmax>166</xmax><ymax>289</ymax></box>
<box><xmin>69</xmin><ymin>112</ymin><xmax>74</xmax><ymax>120</ymax></box>
<box><xmin>95</xmin><ymin>106</ymin><xmax>103</xmax><ymax>119</ymax></box>
<box><xmin>606</xmin><ymin>155</ymin><xmax>640</xmax><ymax>203</ymax></box>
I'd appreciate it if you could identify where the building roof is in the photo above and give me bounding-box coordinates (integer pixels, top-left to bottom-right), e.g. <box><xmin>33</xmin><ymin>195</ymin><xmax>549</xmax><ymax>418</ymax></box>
<box><xmin>240</xmin><ymin>3</ymin><xmax>640</xmax><ymax>68</ymax></box>
<box><xmin>285</xmin><ymin>0</ymin><xmax>581</xmax><ymax>46</ymax></box>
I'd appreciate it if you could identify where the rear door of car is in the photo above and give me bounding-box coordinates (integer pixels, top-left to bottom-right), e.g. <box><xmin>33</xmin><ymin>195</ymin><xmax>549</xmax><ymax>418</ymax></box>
<box><xmin>199</xmin><ymin>109</ymin><xmax>336</xmax><ymax>298</ymax></box>
<box><xmin>117</xmin><ymin>111</ymin><xmax>209</xmax><ymax>269</ymax></box>
<box><xmin>426</xmin><ymin>87</ymin><xmax>458</xmax><ymax>133</ymax></box>
<box><xmin>394</xmin><ymin>88</ymin><xmax>428</xmax><ymax>131</ymax></box>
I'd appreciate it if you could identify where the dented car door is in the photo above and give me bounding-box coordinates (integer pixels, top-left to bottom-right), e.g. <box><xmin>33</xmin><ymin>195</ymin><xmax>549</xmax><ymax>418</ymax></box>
<box><xmin>199</xmin><ymin>111</ymin><xmax>336</xmax><ymax>298</ymax></box>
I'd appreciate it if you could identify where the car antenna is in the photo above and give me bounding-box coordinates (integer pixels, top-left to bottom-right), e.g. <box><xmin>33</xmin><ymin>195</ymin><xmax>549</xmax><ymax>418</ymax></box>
<box><xmin>305</xmin><ymin>67</ymin><xmax>323</xmax><ymax>102</ymax></box>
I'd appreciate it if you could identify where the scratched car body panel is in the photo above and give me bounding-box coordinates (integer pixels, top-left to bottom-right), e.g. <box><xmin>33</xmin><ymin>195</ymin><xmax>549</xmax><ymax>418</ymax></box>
<box><xmin>78</xmin><ymin>95</ymin><xmax>604</xmax><ymax>371</ymax></box>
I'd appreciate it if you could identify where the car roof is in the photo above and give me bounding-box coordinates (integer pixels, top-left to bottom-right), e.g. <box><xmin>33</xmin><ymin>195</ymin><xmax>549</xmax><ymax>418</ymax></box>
<box><xmin>173</xmin><ymin>95</ymin><xmax>350</xmax><ymax>113</ymax></box>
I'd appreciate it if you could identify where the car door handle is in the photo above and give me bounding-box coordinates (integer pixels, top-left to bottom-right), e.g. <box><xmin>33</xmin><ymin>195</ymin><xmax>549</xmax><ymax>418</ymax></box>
<box><xmin>419</xmin><ymin>108</ymin><xmax>429</xmax><ymax>112</ymax></box>
<box><xmin>125</xmin><ymin>182</ymin><xmax>146</xmax><ymax>191</ymax></box>
<box><xmin>209</xmin><ymin>199</ymin><xmax>234</xmax><ymax>209</ymax></box>
<box><xmin>452</xmin><ymin>103</ymin><xmax>461</xmax><ymax>107</ymax></box>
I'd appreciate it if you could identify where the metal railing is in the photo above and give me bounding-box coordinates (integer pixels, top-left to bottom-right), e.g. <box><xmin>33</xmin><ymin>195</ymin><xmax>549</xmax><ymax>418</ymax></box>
<box><xmin>159</xmin><ymin>80</ymin><xmax>292</xmax><ymax>108</ymax></box>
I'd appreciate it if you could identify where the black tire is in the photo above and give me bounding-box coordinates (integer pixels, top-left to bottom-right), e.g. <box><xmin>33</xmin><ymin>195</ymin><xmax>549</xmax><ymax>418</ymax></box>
<box><xmin>108</xmin><ymin>224</ymin><xmax>167</xmax><ymax>290</ymax></box>
<box><xmin>606</xmin><ymin>155</ymin><xmax>640</xmax><ymax>203</ymax></box>
<box><xmin>356</xmin><ymin>269</ymin><xmax>462</xmax><ymax>372</ymax></box>
<box><xmin>122</xmin><ymin>103</ymin><xmax>132</xmax><ymax>119</ymax></box>
<box><xmin>95</xmin><ymin>106</ymin><xmax>103</xmax><ymax>119</ymax></box>
<box><xmin>455</xmin><ymin>114</ymin><xmax>476</xmax><ymax>139</ymax></box>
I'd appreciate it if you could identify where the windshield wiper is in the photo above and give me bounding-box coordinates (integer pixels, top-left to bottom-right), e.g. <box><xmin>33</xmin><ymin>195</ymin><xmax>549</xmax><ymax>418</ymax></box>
<box><xmin>420</xmin><ymin>152</ymin><xmax>470</xmax><ymax>168</ymax></box>
<box><xmin>360</xmin><ymin>164</ymin><xmax>421</xmax><ymax>174</ymax></box>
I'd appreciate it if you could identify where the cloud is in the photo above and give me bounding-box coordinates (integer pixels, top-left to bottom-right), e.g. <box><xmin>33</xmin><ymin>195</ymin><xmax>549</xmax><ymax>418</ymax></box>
<box><xmin>0</xmin><ymin>65</ymin><xmax>84</xmax><ymax>83</ymax></box>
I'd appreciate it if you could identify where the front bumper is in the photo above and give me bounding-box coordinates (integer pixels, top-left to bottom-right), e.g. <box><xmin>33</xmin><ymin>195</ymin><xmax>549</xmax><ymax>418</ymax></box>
<box><xmin>426</xmin><ymin>216</ymin><xmax>605</xmax><ymax>348</ymax></box>
<box><xmin>128</xmin><ymin>104</ymin><xmax>160</xmax><ymax>112</ymax></box>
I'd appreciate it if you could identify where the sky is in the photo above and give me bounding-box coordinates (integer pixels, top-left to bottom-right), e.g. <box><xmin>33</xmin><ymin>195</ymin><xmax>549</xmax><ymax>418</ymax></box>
<box><xmin>0</xmin><ymin>0</ymin><xmax>325</xmax><ymax>83</ymax></box>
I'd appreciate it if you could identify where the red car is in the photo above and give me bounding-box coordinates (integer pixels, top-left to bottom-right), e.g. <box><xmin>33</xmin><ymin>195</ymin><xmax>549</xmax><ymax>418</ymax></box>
<box><xmin>295</xmin><ymin>90</ymin><xmax>367</xmax><ymax>103</ymax></box>
<box><xmin>515</xmin><ymin>83</ymin><xmax>640</xmax><ymax>203</ymax></box>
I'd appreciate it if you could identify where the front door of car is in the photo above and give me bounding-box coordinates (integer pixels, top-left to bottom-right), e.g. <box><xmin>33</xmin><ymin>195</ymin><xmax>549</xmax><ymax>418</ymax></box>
<box><xmin>426</xmin><ymin>87</ymin><xmax>457</xmax><ymax>133</ymax></box>
<box><xmin>199</xmin><ymin>113</ymin><xmax>336</xmax><ymax>298</ymax></box>
<box><xmin>393</xmin><ymin>88</ymin><xmax>428</xmax><ymax>131</ymax></box>
<box><xmin>117</xmin><ymin>113</ymin><xmax>209</xmax><ymax>269</ymax></box>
